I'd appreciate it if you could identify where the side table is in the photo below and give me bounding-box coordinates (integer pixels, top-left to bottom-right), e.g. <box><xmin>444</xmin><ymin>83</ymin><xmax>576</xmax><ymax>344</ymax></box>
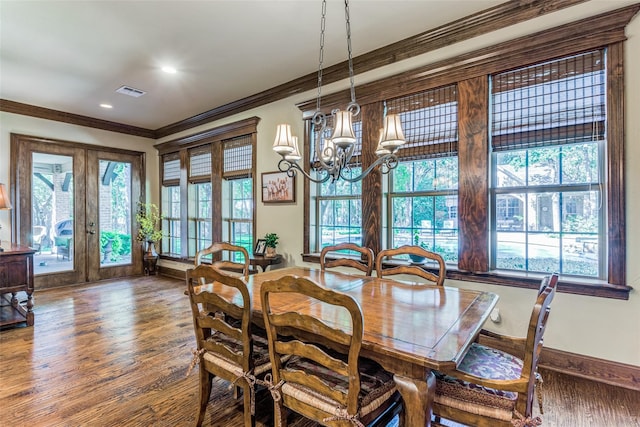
<box><xmin>0</xmin><ymin>244</ymin><xmax>36</xmax><ymax>327</ymax></box>
<box><xmin>250</xmin><ymin>254</ymin><xmax>283</xmax><ymax>273</ymax></box>
<box><xmin>143</xmin><ymin>253</ymin><xmax>158</xmax><ymax>275</ymax></box>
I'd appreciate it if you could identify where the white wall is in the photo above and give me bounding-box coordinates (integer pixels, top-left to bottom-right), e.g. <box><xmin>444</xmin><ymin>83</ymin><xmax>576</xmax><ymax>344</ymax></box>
<box><xmin>2</xmin><ymin>1</ymin><xmax>638</xmax><ymax>366</ymax></box>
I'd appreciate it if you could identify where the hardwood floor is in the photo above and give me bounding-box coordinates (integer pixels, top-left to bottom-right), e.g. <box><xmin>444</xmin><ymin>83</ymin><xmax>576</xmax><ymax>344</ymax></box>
<box><xmin>1</xmin><ymin>275</ymin><xmax>638</xmax><ymax>426</ymax></box>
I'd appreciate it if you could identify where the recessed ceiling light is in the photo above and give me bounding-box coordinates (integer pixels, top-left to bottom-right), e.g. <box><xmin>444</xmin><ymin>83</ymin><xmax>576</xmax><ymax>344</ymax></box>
<box><xmin>162</xmin><ymin>66</ymin><xmax>177</xmax><ymax>74</ymax></box>
<box><xmin>100</xmin><ymin>103</ymin><xmax>113</xmax><ymax>109</ymax></box>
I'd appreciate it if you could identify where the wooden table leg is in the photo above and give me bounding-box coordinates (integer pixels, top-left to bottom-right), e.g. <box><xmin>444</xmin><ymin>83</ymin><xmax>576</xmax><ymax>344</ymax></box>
<box><xmin>393</xmin><ymin>370</ymin><xmax>435</xmax><ymax>427</ymax></box>
<box><xmin>26</xmin><ymin>290</ymin><xmax>34</xmax><ymax>326</ymax></box>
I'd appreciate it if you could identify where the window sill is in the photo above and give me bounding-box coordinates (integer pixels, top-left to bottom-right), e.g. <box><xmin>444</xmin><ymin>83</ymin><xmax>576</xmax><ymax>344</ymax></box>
<box><xmin>159</xmin><ymin>254</ymin><xmax>194</xmax><ymax>263</ymax></box>
<box><xmin>301</xmin><ymin>253</ymin><xmax>632</xmax><ymax>300</ymax></box>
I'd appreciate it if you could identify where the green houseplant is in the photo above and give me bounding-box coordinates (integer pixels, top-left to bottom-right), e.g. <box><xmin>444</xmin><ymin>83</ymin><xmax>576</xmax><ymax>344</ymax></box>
<box><xmin>264</xmin><ymin>233</ymin><xmax>279</xmax><ymax>258</ymax></box>
<box><xmin>136</xmin><ymin>202</ymin><xmax>163</xmax><ymax>256</ymax></box>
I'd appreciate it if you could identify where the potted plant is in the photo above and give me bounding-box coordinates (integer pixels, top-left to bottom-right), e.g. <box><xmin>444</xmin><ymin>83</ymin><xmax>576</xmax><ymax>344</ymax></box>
<box><xmin>264</xmin><ymin>233</ymin><xmax>279</xmax><ymax>258</ymax></box>
<box><xmin>135</xmin><ymin>202</ymin><xmax>163</xmax><ymax>256</ymax></box>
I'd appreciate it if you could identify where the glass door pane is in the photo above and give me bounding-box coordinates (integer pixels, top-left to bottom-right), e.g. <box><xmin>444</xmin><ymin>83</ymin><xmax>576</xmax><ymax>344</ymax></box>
<box><xmin>98</xmin><ymin>160</ymin><xmax>132</xmax><ymax>266</ymax></box>
<box><xmin>86</xmin><ymin>149</ymin><xmax>143</xmax><ymax>281</ymax></box>
<box><xmin>32</xmin><ymin>153</ymin><xmax>75</xmax><ymax>275</ymax></box>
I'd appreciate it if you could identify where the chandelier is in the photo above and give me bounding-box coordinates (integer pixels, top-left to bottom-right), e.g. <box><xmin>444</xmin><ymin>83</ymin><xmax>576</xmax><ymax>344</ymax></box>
<box><xmin>272</xmin><ymin>0</ymin><xmax>406</xmax><ymax>184</ymax></box>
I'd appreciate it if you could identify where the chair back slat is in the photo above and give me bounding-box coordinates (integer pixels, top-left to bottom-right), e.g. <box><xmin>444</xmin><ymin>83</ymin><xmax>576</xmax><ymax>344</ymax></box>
<box><xmin>375</xmin><ymin>245</ymin><xmax>446</xmax><ymax>285</ymax></box>
<box><xmin>195</xmin><ymin>242</ymin><xmax>250</xmax><ymax>279</ymax></box>
<box><xmin>269</xmin><ymin>311</ymin><xmax>354</xmax><ymax>348</ymax></box>
<box><xmin>193</xmin><ymin>290</ymin><xmax>246</xmax><ymax>321</ymax></box>
<box><xmin>261</xmin><ymin>274</ymin><xmax>364</xmax><ymax>416</ymax></box>
<box><xmin>321</xmin><ymin>243</ymin><xmax>375</xmax><ymax>276</ymax></box>
<box><xmin>276</xmin><ymin>340</ymin><xmax>350</xmax><ymax>376</ymax></box>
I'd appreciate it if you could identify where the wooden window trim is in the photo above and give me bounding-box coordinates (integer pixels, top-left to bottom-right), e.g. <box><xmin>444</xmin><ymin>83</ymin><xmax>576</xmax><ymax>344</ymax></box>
<box><xmin>301</xmin><ymin>7</ymin><xmax>636</xmax><ymax>299</ymax></box>
<box><xmin>156</xmin><ymin>117</ymin><xmax>260</xmax><ymax>261</ymax></box>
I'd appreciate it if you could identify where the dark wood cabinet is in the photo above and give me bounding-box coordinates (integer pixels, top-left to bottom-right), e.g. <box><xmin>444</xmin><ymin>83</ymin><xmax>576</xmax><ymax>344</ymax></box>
<box><xmin>0</xmin><ymin>245</ymin><xmax>36</xmax><ymax>327</ymax></box>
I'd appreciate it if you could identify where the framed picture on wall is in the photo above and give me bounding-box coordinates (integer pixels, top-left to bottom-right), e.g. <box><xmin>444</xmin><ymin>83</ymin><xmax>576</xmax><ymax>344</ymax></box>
<box><xmin>261</xmin><ymin>171</ymin><xmax>295</xmax><ymax>203</ymax></box>
<box><xmin>254</xmin><ymin>239</ymin><xmax>267</xmax><ymax>256</ymax></box>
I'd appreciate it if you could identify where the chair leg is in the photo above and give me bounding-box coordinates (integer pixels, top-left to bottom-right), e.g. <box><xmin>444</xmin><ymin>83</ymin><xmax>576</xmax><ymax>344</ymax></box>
<box><xmin>196</xmin><ymin>370</ymin><xmax>212</xmax><ymax>427</ymax></box>
<box><xmin>242</xmin><ymin>385</ymin><xmax>255</xmax><ymax>427</ymax></box>
<box><xmin>273</xmin><ymin>399</ymin><xmax>288</xmax><ymax>427</ymax></box>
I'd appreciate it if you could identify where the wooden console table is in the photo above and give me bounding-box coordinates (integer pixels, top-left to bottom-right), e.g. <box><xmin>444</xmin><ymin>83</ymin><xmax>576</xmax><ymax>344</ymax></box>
<box><xmin>249</xmin><ymin>254</ymin><xmax>283</xmax><ymax>273</ymax></box>
<box><xmin>0</xmin><ymin>245</ymin><xmax>36</xmax><ymax>327</ymax></box>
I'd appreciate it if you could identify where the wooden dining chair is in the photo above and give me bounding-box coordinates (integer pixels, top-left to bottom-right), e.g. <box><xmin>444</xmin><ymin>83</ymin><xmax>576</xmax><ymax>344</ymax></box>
<box><xmin>375</xmin><ymin>245</ymin><xmax>446</xmax><ymax>285</ymax></box>
<box><xmin>432</xmin><ymin>273</ymin><xmax>559</xmax><ymax>427</ymax></box>
<box><xmin>186</xmin><ymin>264</ymin><xmax>273</xmax><ymax>427</ymax></box>
<box><xmin>261</xmin><ymin>274</ymin><xmax>403</xmax><ymax>427</ymax></box>
<box><xmin>195</xmin><ymin>241</ymin><xmax>250</xmax><ymax>279</ymax></box>
<box><xmin>320</xmin><ymin>242</ymin><xmax>375</xmax><ymax>276</ymax></box>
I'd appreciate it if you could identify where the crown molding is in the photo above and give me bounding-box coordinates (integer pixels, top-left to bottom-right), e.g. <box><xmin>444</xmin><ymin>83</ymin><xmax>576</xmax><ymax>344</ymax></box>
<box><xmin>0</xmin><ymin>99</ymin><xmax>156</xmax><ymax>139</ymax></box>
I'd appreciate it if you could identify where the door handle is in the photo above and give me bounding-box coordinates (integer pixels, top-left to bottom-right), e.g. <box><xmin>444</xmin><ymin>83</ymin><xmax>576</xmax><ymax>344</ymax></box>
<box><xmin>87</xmin><ymin>230</ymin><xmax>96</xmax><ymax>235</ymax></box>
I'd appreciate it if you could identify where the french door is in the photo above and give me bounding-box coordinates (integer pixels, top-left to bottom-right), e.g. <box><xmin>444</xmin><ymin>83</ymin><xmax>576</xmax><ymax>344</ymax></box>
<box><xmin>11</xmin><ymin>134</ymin><xmax>145</xmax><ymax>289</ymax></box>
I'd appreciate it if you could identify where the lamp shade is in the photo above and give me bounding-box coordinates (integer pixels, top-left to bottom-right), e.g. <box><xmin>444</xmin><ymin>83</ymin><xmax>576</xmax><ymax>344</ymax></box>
<box><xmin>329</xmin><ymin>110</ymin><xmax>356</xmax><ymax>148</ymax></box>
<box><xmin>284</xmin><ymin>136</ymin><xmax>302</xmax><ymax>162</ymax></box>
<box><xmin>273</xmin><ymin>124</ymin><xmax>295</xmax><ymax>154</ymax></box>
<box><xmin>379</xmin><ymin>114</ymin><xmax>406</xmax><ymax>150</ymax></box>
<box><xmin>0</xmin><ymin>183</ymin><xmax>11</xmax><ymax>210</ymax></box>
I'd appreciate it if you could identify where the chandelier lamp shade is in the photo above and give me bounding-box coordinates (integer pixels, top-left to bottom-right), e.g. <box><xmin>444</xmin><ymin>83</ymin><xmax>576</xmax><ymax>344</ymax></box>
<box><xmin>272</xmin><ymin>0</ymin><xmax>406</xmax><ymax>184</ymax></box>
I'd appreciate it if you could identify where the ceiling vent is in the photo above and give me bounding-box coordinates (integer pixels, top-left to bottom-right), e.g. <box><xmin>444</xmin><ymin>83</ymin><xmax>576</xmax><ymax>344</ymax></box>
<box><xmin>115</xmin><ymin>85</ymin><xmax>146</xmax><ymax>98</ymax></box>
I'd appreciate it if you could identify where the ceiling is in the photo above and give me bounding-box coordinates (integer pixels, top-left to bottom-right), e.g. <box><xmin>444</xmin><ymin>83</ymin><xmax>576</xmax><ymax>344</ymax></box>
<box><xmin>0</xmin><ymin>0</ymin><xmax>506</xmax><ymax>131</ymax></box>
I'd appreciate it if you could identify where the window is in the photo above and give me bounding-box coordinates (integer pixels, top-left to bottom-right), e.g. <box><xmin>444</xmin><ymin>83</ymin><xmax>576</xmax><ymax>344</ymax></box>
<box><xmin>223</xmin><ymin>178</ymin><xmax>252</xmax><ymax>258</ymax></box>
<box><xmin>311</xmin><ymin>120</ymin><xmax>363</xmax><ymax>251</ymax></box>
<box><xmin>386</xmin><ymin>85</ymin><xmax>459</xmax><ymax>263</ymax></box>
<box><xmin>156</xmin><ymin>117</ymin><xmax>259</xmax><ymax>261</ymax></box>
<box><xmin>188</xmin><ymin>145</ymin><xmax>212</xmax><ymax>257</ymax></box>
<box><xmin>490</xmin><ymin>50</ymin><xmax>605</xmax><ymax>278</ymax></box>
<box><xmin>161</xmin><ymin>153</ymin><xmax>181</xmax><ymax>256</ymax></box>
<box><xmin>222</xmin><ymin>136</ymin><xmax>253</xmax><ymax>259</ymax></box>
<box><xmin>300</xmin><ymin>12</ymin><xmax>630</xmax><ymax>296</ymax></box>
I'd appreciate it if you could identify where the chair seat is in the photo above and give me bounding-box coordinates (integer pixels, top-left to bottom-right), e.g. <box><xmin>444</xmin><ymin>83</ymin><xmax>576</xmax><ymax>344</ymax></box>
<box><xmin>435</xmin><ymin>343</ymin><xmax>523</xmax><ymax>420</ymax></box>
<box><xmin>281</xmin><ymin>355</ymin><xmax>397</xmax><ymax>419</ymax></box>
<box><xmin>204</xmin><ymin>328</ymin><xmax>272</xmax><ymax>376</ymax></box>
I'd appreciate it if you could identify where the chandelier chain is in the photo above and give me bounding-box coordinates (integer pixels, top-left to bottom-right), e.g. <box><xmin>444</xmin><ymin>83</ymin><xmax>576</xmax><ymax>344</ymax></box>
<box><xmin>272</xmin><ymin>0</ymin><xmax>405</xmax><ymax>185</ymax></box>
<box><xmin>344</xmin><ymin>0</ymin><xmax>356</xmax><ymax>105</ymax></box>
<box><xmin>316</xmin><ymin>0</ymin><xmax>327</xmax><ymax>113</ymax></box>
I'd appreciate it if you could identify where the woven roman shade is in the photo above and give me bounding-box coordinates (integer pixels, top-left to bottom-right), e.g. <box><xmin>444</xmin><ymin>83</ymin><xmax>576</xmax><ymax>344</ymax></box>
<box><xmin>491</xmin><ymin>49</ymin><xmax>606</xmax><ymax>152</ymax></box>
<box><xmin>162</xmin><ymin>152</ymin><xmax>180</xmax><ymax>186</ymax></box>
<box><xmin>188</xmin><ymin>144</ymin><xmax>212</xmax><ymax>183</ymax></box>
<box><xmin>223</xmin><ymin>135</ymin><xmax>252</xmax><ymax>179</ymax></box>
<box><xmin>385</xmin><ymin>84</ymin><xmax>458</xmax><ymax>161</ymax></box>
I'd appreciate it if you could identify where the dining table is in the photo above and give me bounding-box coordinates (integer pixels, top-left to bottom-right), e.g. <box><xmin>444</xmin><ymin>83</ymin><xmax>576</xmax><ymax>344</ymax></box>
<box><xmin>208</xmin><ymin>266</ymin><xmax>498</xmax><ymax>426</ymax></box>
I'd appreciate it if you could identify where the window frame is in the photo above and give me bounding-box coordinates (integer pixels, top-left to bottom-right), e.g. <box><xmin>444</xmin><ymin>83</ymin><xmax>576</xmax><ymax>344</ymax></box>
<box><xmin>387</xmin><ymin>157</ymin><xmax>460</xmax><ymax>263</ymax></box>
<box><xmin>308</xmin><ymin>119</ymin><xmax>364</xmax><ymax>252</ymax></box>
<box><xmin>155</xmin><ymin>117</ymin><xmax>259</xmax><ymax>262</ymax></box>
<box><xmin>223</xmin><ymin>176</ymin><xmax>254</xmax><ymax>257</ymax></box>
<box><xmin>300</xmin><ymin>10</ymin><xmax>632</xmax><ymax>299</ymax></box>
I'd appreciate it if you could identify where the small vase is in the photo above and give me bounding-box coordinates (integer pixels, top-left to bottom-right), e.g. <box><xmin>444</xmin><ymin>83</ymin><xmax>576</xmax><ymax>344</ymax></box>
<box><xmin>145</xmin><ymin>241</ymin><xmax>157</xmax><ymax>257</ymax></box>
<box><xmin>265</xmin><ymin>247</ymin><xmax>276</xmax><ymax>258</ymax></box>
<box><xmin>143</xmin><ymin>241</ymin><xmax>158</xmax><ymax>276</ymax></box>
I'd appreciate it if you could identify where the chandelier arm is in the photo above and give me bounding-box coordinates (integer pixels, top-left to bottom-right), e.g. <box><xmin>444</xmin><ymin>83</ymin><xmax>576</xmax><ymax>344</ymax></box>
<box><xmin>343</xmin><ymin>143</ymin><xmax>355</xmax><ymax>164</ymax></box>
<box><xmin>313</xmin><ymin>111</ymin><xmax>339</xmax><ymax>172</ymax></box>
<box><xmin>338</xmin><ymin>154</ymin><xmax>400</xmax><ymax>183</ymax></box>
<box><xmin>278</xmin><ymin>159</ymin><xmax>332</xmax><ymax>184</ymax></box>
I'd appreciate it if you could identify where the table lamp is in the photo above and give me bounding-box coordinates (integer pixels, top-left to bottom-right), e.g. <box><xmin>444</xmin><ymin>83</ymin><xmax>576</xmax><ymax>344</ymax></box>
<box><xmin>0</xmin><ymin>183</ymin><xmax>12</xmax><ymax>252</ymax></box>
